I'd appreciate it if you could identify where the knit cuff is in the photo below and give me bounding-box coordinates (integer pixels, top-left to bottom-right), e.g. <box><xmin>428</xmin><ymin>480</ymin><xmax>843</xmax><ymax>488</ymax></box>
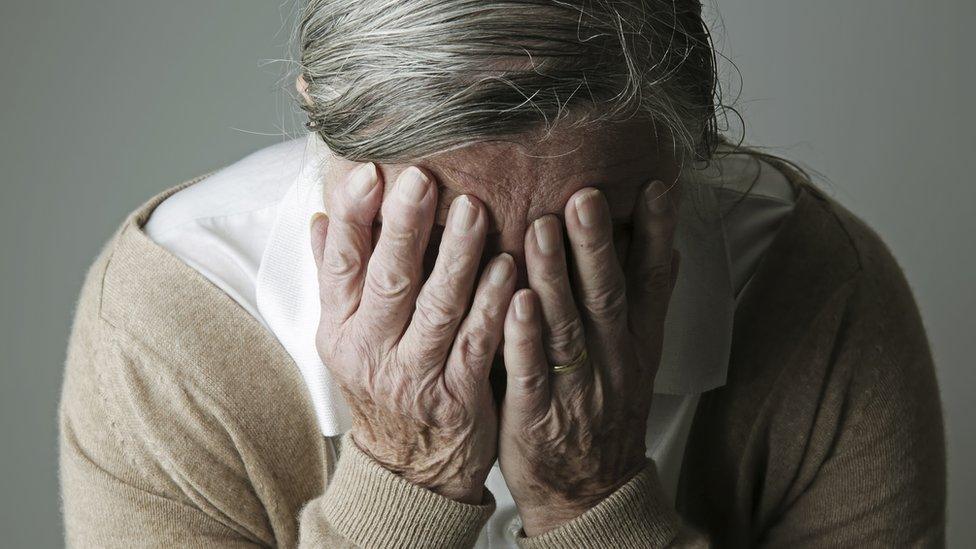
<box><xmin>318</xmin><ymin>434</ymin><xmax>495</xmax><ymax>548</ymax></box>
<box><xmin>517</xmin><ymin>460</ymin><xmax>681</xmax><ymax>549</ymax></box>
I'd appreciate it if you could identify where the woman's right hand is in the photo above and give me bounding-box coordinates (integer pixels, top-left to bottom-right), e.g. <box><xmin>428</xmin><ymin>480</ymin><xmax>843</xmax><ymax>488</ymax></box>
<box><xmin>309</xmin><ymin>162</ymin><xmax>516</xmax><ymax>505</ymax></box>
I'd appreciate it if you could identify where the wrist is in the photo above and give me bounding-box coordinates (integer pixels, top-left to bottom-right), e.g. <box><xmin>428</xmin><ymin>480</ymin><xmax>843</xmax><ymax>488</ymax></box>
<box><xmin>515</xmin><ymin>463</ymin><xmax>684</xmax><ymax>546</ymax></box>
<box><xmin>519</xmin><ymin>505</ymin><xmax>592</xmax><ymax>537</ymax></box>
<box><xmin>517</xmin><ymin>463</ymin><xmax>646</xmax><ymax>536</ymax></box>
<box><xmin>433</xmin><ymin>483</ymin><xmax>486</xmax><ymax>506</ymax></box>
<box><xmin>350</xmin><ymin>432</ymin><xmax>489</xmax><ymax>505</ymax></box>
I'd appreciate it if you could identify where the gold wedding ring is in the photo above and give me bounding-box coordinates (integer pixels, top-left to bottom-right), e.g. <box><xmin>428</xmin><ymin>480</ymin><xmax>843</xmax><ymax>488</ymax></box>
<box><xmin>550</xmin><ymin>349</ymin><xmax>588</xmax><ymax>375</ymax></box>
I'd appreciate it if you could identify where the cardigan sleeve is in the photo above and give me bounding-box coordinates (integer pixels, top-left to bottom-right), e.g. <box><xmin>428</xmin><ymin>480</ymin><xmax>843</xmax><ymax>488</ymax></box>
<box><xmin>59</xmin><ymin>328</ymin><xmax>285</xmax><ymax>547</ymax></box>
<box><xmin>757</xmin><ymin>246</ymin><xmax>946</xmax><ymax>547</ymax></box>
<box><xmin>59</xmin><ymin>317</ymin><xmax>492</xmax><ymax>548</ymax></box>
<box><xmin>298</xmin><ymin>435</ymin><xmax>494</xmax><ymax>547</ymax></box>
<box><xmin>515</xmin><ymin>460</ymin><xmax>709</xmax><ymax>548</ymax></box>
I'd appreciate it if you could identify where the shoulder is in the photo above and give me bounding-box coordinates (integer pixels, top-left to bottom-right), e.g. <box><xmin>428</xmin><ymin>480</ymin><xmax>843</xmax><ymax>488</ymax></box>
<box><xmin>65</xmin><ymin>171</ymin><xmax>317</xmax><ymax>415</ymax></box>
<box><xmin>60</xmin><ymin>196</ymin><xmax>325</xmax><ymax>547</ymax></box>
<box><xmin>61</xmin><ymin>168</ymin><xmax>323</xmax><ymax>508</ymax></box>
<box><xmin>783</xmin><ymin>177</ymin><xmax>931</xmax><ymax>363</ymax></box>
<box><xmin>144</xmin><ymin>136</ymin><xmax>310</xmax><ymax>238</ymax></box>
<box><xmin>140</xmin><ymin>137</ymin><xmax>315</xmax><ymax>316</ymax></box>
<box><xmin>804</xmin><ymin>185</ymin><xmax>940</xmax><ymax>435</ymax></box>
<box><xmin>732</xmin><ymin>168</ymin><xmax>934</xmax><ymax>395</ymax></box>
<box><xmin>680</xmin><ymin>172</ymin><xmax>944</xmax><ymax>542</ymax></box>
<box><xmin>692</xmin><ymin>158</ymin><xmax>937</xmax><ymax>440</ymax></box>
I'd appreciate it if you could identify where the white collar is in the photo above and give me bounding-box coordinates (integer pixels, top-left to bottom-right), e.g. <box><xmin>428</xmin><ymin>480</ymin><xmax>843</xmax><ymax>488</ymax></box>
<box><xmin>256</xmin><ymin>135</ymin><xmax>734</xmax><ymax>436</ymax></box>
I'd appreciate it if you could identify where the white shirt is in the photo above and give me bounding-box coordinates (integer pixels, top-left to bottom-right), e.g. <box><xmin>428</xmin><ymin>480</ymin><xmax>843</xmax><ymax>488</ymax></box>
<box><xmin>145</xmin><ymin>134</ymin><xmax>796</xmax><ymax>547</ymax></box>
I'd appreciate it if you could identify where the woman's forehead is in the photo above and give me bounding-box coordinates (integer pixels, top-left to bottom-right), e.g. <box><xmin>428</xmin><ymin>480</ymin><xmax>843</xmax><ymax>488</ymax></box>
<box><xmin>429</xmin><ymin>162</ymin><xmax>654</xmax><ymax>228</ymax></box>
<box><xmin>383</xmin><ymin>119</ymin><xmax>677</xmax><ymax>228</ymax></box>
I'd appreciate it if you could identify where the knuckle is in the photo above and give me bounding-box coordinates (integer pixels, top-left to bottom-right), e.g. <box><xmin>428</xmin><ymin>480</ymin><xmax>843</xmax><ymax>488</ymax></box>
<box><xmin>435</xmin><ymin>405</ymin><xmax>469</xmax><ymax>431</ymax></box>
<box><xmin>631</xmin><ymin>264</ymin><xmax>672</xmax><ymax>295</ymax></box>
<box><xmin>378</xmin><ymin>225</ymin><xmax>422</xmax><ymax>264</ymax></box>
<box><xmin>455</xmin><ymin>327</ymin><xmax>493</xmax><ymax>366</ymax></box>
<box><xmin>582</xmin><ymin>282</ymin><xmax>627</xmax><ymax>321</ymax></box>
<box><xmin>365</xmin><ymin>266</ymin><xmax>412</xmax><ymax>301</ymax></box>
<box><xmin>322</xmin><ymin>248</ymin><xmax>361</xmax><ymax>279</ymax></box>
<box><xmin>547</xmin><ymin>316</ymin><xmax>585</xmax><ymax>354</ymax></box>
<box><xmin>522</xmin><ymin>410</ymin><xmax>566</xmax><ymax>445</ymax></box>
<box><xmin>414</xmin><ymin>292</ymin><xmax>461</xmax><ymax>336</ymax></box>
<box><xmin>509</xmin><ymin>371</ymin><xmax>548</xmax><ymax>396</ymax></box>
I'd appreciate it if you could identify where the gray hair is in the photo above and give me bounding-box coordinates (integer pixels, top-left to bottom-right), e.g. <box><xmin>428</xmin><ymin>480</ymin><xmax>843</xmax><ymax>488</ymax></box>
<box><xmin>298</xmin><ymin>0</ymin><xmax>722</xmax><ymax>165</ymax></box>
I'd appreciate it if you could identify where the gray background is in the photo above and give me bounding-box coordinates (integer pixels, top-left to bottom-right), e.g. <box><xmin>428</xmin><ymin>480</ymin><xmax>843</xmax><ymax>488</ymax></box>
<box><xmin>1</xmin><ymin>1</ymin><xmax>972</xmax><ymax>546</ymax></box>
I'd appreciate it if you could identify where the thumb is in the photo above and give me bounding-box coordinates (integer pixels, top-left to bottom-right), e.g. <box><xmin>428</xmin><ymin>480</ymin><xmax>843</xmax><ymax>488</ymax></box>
<box><xmin>310</xmin><ymin>212</ymin><xmax>330</xmax><ymax>268</ymax></box>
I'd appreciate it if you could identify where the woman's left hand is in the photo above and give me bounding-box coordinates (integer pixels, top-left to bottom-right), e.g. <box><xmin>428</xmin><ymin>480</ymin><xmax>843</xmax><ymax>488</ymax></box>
<box><xmin>498</xmin><ymin>181</ymin><xmax>679</xmax><ymax>536</ymax></box>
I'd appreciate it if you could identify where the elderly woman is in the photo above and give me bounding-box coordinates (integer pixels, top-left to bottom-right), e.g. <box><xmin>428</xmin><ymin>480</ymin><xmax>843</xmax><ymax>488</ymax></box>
<box><xmin>59</xmin><ymin>1</ymin><xmax>945</xmax><ymax>547</ymax></box>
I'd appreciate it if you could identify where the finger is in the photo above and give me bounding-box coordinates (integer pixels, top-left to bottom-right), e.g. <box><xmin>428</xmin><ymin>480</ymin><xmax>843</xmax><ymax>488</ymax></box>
<box><xmin>564</xmin><ymin>187</ymin><xmax>629</xmax><ymax>334</ymax></box>
<box><xmin>626</xmin><ymin>180</ymin><xmax>678</xmax><ymax>342</ymax></box>
<box><xmin>444</xmin><ymin>253</ymin><xmax>516</xmax><ymax>395</ymax></box>
<box><xmin>524</xmin><ymin>215</ymin><xmax>591</xmax><ymax>388</ymax></box>
<box><xmin>398</xmin><ymin>194</ymin><xmax>488</xmax><ymax>369</ymax></box>
<box><xmin>315</xmin><ymin>162</ymin><xmax>382</xmax><ymax>329</ymax></box>
<box><xmin>564</xmin><ymin>187</ymin><xmax>631</xmax><ymax>388</ymax></box>
<box><xmin>357</xmin><ymin>167</ymin><xmax>437</xmax><ymax>347</ymax></box>
<box><xmin>502</xmin><ymin>289</ymin><xmax>550</xmax><ymax>423</ymax></box>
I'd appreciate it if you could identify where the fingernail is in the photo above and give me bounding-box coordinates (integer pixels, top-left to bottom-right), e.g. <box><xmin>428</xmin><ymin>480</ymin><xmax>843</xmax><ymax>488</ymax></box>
<box><xmin>488</xmin><ymin>254</ymin><xmax>513</xmax><ymax>286</ymax></box>
<box><xmin>310</xmin><ymin>211</ymin><xmax>328</xmax><ymax>231</ymax></box>
<box><xmin>450</xmin><ymin>195</ymin><xmax>478</xmax><ymax>232</ymax></box>
<box><xmin>574</xmin><ymin>188</ymin><xmax>603</xmax><ymax>228</ymax></box>
<box><xmin>396</xmin><ymin>167</ymin><xmax>428</xmax><ymax>203</ymax></box>
<box><xmin>533</xmin><ymin>216</ymin><xmax>560</xmax><ymax>255</ymax></box>
<box><xmin>644</xmin><ymin>181</ymin><xmax>669</xmax><ymax>214</ymax></box>
<box><xmin>514</xmin><ymin>290</ymin><xmax>534</xmax><ymax>321</ymax></box>
<box><xmin>348</xmin><ymin>162</ymin><xmax>377</xmax><ymax>200</ymax></box>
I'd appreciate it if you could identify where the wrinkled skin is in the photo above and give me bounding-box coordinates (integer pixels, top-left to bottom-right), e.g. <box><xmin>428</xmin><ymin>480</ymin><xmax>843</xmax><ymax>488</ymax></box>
<box><xmin>498</xmin><ymin>182</ymin><xmax>678</xmax><ymax>535</ymax></box>
<box><xmin>310</xmin><ymin>118</ymin><xmax>680</xmax><ymax>530</ymax></box>
<box><xmin>311</xmin><ymin>164</ymin><xmax>511</xmax><ymax>504</ymax></box>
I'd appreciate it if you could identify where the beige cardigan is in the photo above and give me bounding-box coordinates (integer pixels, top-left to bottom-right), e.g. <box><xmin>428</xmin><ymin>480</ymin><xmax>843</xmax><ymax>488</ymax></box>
<box><xmin>59</xmin><ymin>164</ymin><xmax>945</xmax><ymax>547</ymax></box>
